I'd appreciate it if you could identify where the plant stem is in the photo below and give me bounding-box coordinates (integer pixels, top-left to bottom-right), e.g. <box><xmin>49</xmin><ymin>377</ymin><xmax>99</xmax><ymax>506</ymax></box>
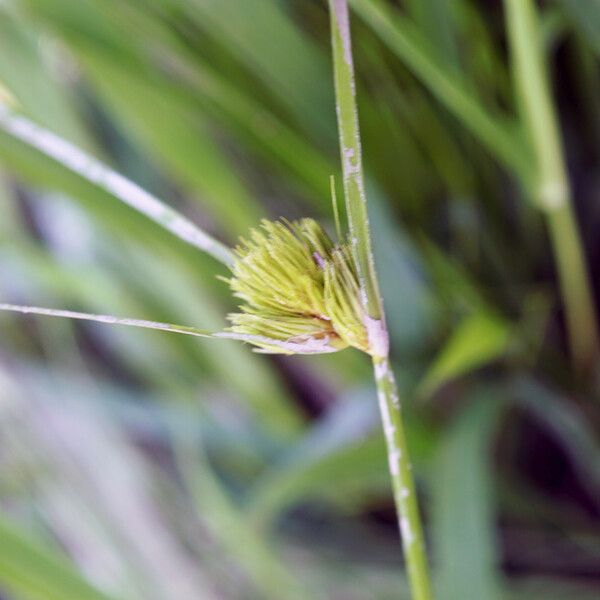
<box><xmin>374</xmin><ymin>356</ymin><xmax>433</xmax><ymax>600</ymax></box>
<box><xmin>328</xmin><ymin>2</ymin><xmax>433</xmax><ymax>598</ymax></box>
<box><xmin>547</xmin><ymin>205</ymin><xmax>600</xmax><ymax>372</ymax></box>
<box><xmin>504</xmin><ymin>0</ymin><xmax>599</xmax><ymax>373</ymax></box>
<box><xmin>329</xmin><ymin>0</ymin><xmax>383</xmax><ymax>322</ymax></box>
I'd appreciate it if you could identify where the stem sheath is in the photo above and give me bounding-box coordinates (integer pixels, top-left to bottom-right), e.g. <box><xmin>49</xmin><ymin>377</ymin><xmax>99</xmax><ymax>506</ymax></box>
<box><xmin>374</xmin><ymin>356</ymin><xmax>433</xmax><ymax>600</ymax></box>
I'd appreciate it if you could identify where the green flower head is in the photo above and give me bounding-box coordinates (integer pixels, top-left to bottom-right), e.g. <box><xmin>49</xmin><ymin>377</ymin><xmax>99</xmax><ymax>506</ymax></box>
<box><xmin>222</xmin><ymin>218</ymin><xmax>371</xmax><ymax>355</ymax></box>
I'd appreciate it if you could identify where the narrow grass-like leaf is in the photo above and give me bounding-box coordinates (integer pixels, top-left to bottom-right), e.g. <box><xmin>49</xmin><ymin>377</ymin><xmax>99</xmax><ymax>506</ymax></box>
<box><xmin>504</xmin><ymin>0</ymin><xmax>600</xmax><ymax>373</ymax></box>
<box><xmin>514</xmin><ymin>377</ymin><xmax>600</xmax><ymax>497</ymax></box>
<box><xmin>18</xmin><ymin>0</ymin><xmax>335</xmax><ymax>204</ymax></box>
<box><xmin>432</xmin><ymin>390</ymin><xmax>504</xmax><ymax>600</ymax></box>
<box><xmin>245</xmin><ymin>391</ymin><xmax>386</xmax><ymax>529</ymax></box>
<box><xmin>0</xmin><ymin>515</ymin><xmax>117</xmax><ymax>600</ymax></box>
<box><xmin>173</xmin><ymin>433</ymin><xmax>308</xmax><ymax>600</ymax></box>
<box><xmin>417</xmin><ymin>312</ymin><xmax>511</xmax><ymax>399</ymax></box>
<box><xmin>0</xmin><ymin>13</ymin><xmax>91</xmax><ymax>147</ymax></box>
<box><xmin>350</xmin><ymin>0</ymin><xmax>531</xmax><ymax>182</ymax></box>
<box><xmin>555</xmin><ymin>0</ymin><xmax>600</xmax><ymax>56</ymax></box>
<box><xmin>406</xmin><ymin>0</ymin><xmax>460</xmax><ymax>67</ymax></box>
<box><xmin>0</xmin><ymin>303</ymin><xmax>214</xmax><ymax>338</ymax></box>
<box><xmin>0</xmin><ymin>106</ymin><xmax>234</xmax><ymax>266</ymax></box>
<box><xmin>74</xmin><ymin>49</ymin><xmax>261</xmax><ymax>235</ymax></box>
<box><xmin>182</xmin><ymin>0</ymin><xmax>333</xmax><ymax>138</ymax></box>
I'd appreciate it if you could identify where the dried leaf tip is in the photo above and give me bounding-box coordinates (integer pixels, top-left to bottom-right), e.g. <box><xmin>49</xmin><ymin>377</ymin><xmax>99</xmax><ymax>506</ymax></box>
<box><xmin>222</xmin><ymin>218</ymin><xmax>380</xmax><ymax>355</ymax></box>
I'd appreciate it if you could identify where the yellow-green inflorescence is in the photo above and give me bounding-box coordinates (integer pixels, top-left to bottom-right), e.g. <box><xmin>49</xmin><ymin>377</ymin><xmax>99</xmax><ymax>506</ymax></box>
<box><xmin>221</xmin><ymin>218</ymin><xmax>372</xmax><ymax>355</ymax></box>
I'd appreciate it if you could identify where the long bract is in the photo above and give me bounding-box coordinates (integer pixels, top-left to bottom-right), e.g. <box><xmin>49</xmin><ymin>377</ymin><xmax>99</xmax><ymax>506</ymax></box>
<box><xmin>0</xmin><ymin>105</ymin><xmax>234</xmax><ymax>266</ymax></box>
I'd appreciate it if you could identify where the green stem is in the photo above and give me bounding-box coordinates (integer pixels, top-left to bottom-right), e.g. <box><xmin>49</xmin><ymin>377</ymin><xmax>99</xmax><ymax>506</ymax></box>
<box><xmin>504</xmin><ymin>0</ymin><xmax>599</xmax><ymax>373</ymax></box>
<box><xmin>329</xmin><ymin>0</ymin><xmax>382</xmax><ymax>321</ymax></box>
<box><xmin>547</xmin><ymin>206</ymin><xmax>599</xmax><ymax>372</ymax></box>
<box><xmin>374</xmin><ymin>356</ymin><xmax>433</xmax><ymax>600</ymax></box>
<box><xmin>329</xmin><ymin>2</ymin><xmax>433</xmax><ymax>598</ymax></box>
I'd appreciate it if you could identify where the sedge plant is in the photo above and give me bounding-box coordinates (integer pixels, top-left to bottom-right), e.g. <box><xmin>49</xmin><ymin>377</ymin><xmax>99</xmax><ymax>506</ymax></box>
<box><xmin>0</xmin><ymin>2</ymin><xmax>432</xmax><ymax>598</ymax></box>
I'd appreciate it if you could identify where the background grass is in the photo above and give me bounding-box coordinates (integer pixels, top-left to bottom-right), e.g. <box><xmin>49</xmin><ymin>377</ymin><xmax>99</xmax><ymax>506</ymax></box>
<box><xmin>0</xmin><ymin>1</ymin><xmax>599</xmax><ymax>599</ymax></box>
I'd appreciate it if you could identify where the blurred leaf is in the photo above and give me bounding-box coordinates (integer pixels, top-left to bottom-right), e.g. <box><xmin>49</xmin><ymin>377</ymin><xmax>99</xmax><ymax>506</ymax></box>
<box><xmin>245</xmin><ymin>389</ymin><xmax>386</xmax><ymax>529</ymax></box>
<box><xmin>418</xmin><ymin>312</ymin><xmax>511</xmax><ymax>398</ymax></box>
<box><xmin>514</xmin><ymin>377</ymin><xmax>600</xmax><ymax>498</ymax></box>
<box><xmin>23</xmin><ymin>0</ymin><xmax>334</xmax><ymax>203</ymax></box>
<box><xmin>0</xmin><ymin>108</ymin><xmax>233</xmax><ymax>265</ymax></box>
<box><xmin>507</xmin><ymin>577</ymin><xmax>600</xmax><ymax>600</ymax></box>
<box><xmin>245</xmin><ymin>387</ymin><xmax>436</xmax><ymax>529</ymax></box>
<box><xmin>350</xmin><ymin>0</ymin><xmax>530</xmax><ymax>181</ymax></box>
<box><xmin>0</xmin><ymin>515</ymin><xmax>118</xmax><ymax>600</ymax></box>
<box><xmin>181</xmin><ymin>0</ymin><xmax>334</xmax><ymax>138</ymax></box>
<box><xmin>406</xmin><ymin>0</ymin><xmax>460</xmax><ymax>67</ymax></box>
<box><xmin>431</xmin><ymin>390</ymin><xmax>504</xmax><ymax>600</ymax></box>
<box><xmin>555</xmin><ymin>0</ymin><xmax>600</xmax><ymax>56</ymax></box>
<box><xmin>75</xmin><ymin>47</ymin><xmax>261</xmax><ymax>236</ymax></box>
<box><xmin>173</xmin><ymin>430</ymin><xmax>308</xmax><ymax>600</ymax></box>
<box><xmin>0</xmin><ymin>10</ymin><xmax>91</xmax><ymax>146</ymax></box>
<box><xmin>369</xmin><ymin>192</ymin><xmax>436</xmax><ymax>353</ymax></box>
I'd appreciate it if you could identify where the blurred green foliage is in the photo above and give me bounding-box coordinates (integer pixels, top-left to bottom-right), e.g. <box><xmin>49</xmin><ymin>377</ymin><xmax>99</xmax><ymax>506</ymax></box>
<box><xmin>0</xmin><ymin>1</ymin><xmax>599</xmax><ymax>599</ymax></box>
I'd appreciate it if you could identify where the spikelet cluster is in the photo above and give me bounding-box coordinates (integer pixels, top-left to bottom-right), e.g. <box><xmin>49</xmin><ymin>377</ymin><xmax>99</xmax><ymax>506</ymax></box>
<box><xmin>222</xmin><ymin>218</ymin><xmax>369</xmax><ymax>355</ymax></box>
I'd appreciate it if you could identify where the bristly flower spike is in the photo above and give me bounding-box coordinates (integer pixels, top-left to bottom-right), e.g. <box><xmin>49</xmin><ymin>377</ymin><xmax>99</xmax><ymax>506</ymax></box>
<box><xmin>221</xmin><ymin>217</ymin><xmax>372</xmax><ymax>355</ymax></box>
